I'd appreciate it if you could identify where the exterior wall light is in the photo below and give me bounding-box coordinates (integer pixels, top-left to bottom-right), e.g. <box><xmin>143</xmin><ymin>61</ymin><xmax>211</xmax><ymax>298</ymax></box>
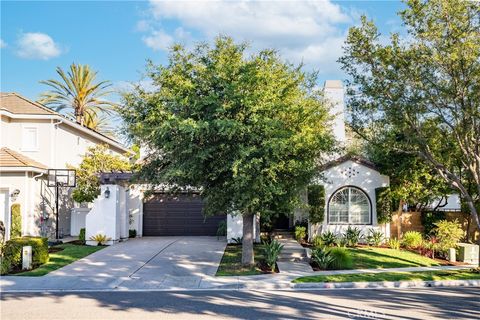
<box><xmin>10</xmin><ymin>189</ymin><xmax>20</xmax><ymax>201</ymax></box>
<box><xmin>104</xmin><ymin>187</ymin><xmax>111</xmax><ymax>199</ymax></box>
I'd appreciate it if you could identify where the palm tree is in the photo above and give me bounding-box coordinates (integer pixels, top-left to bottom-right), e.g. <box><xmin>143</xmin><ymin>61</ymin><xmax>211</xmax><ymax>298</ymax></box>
<box><xmin>82</xmin><ymin>110</ymin><xmax>116</xmax><ymax>138</ymax></box>
<box><xmin>38</xmin><ymin>63</ymin><xmax>116</xmax><ymax>126</ymax></box>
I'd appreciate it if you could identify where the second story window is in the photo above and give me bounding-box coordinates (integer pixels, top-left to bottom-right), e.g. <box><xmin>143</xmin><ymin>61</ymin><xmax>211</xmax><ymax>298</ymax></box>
<box><xmin>22</xmin><ymin>126</ymin><xmax>38</xmax><ymax>151</ymax></box>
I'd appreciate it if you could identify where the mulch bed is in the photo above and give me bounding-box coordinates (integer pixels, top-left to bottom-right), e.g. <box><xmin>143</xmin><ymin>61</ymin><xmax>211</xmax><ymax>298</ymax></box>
<box><xmin>257</xmin><ymin>261</ymin><xmax>280</xmax><ymax>274</ymax></box>
<box><xmin>48</xmin><ymin>247</ymin><xmax>65</xmax><ymax>253</ymax></box>
<box><xmin>66</xmin><ymin>240</ymin><xmax>85</xmax><ymax>245</ymax></box>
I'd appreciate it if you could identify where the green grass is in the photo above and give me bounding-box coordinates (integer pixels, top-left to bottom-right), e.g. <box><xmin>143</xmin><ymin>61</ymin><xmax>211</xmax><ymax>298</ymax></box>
<box><xmin>16</xmin><ymin>243</ymin><xmax>104</xmax><ymax>276</ymax></box>
<box><xmin>348</xmin><ymin>247</ymin><xmax>440</xmax><ymax>269</ymax></box>
<box><xmin>293</xmin><ymin>269</ymin><xmax>480</xmax><ymax>283</ymax></box>
<box><xmin>216</xmin><ymin>244</ymin><xmax>265</xmax><ymax>276</ymax></box>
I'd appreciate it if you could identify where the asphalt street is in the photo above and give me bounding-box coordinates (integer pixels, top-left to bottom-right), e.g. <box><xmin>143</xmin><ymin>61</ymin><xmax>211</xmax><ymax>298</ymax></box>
<box><xmin>1</xmin><ymin>287</ymin><xmax>479</xmax><ymax>320</ymax></box>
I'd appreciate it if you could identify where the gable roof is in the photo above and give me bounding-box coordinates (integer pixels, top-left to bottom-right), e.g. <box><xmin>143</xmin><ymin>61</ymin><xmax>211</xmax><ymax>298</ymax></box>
<box><xmin>0</xmin><ymin>147</ymin><xmax>48</xmax><ymax>170</ymax></box>
<box><xmin>0</xmin><ymin>92</ymin><xmax>55</xmax><ymax>115</ymax></box>
<box><xmin>320</xmin><ymin>154</ymin><xmax>379</xmax><ymax>172</ymax></box>
<box><xmin>0</xmin><ymin>92</ymin><xmax>132</xmax><ymax>154</ymax></box>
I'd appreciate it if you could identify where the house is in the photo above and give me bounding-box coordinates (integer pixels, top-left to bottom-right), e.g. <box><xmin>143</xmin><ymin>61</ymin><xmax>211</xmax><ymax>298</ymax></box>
<box><xmin>0</xmin><ymin>92</ymin><xmax>131</xmax><ymax>240</ymax></box>
<box><xmin>81</xmin><ymin>80</ymin><xmax>391</xmax><ymax>245</ymax></box>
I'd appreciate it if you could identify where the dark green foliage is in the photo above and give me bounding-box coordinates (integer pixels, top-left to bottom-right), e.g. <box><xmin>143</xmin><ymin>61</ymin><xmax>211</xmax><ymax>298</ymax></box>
<box><xmin>307</xmin><ymin>185</ymin><xmax>325</xmax><ymax>224</ymax></box>
<box><xmin>320</xmin><ymin>231</ymin><xmax>337</xmax><ymax>247</ymax></box>
<box><xmin>10</xmin><ymin>204</ymin><xmax>21</xmax><ymax>239</ymax></box>
<box><xmin>311</xmin><ymin>246</ymin><xmax>334</xmax><ymax>269</ymax></box>
<box><xmin>375</xmin><ymin>187</ymin><xmax>393</xmax><ymax>224</ymax></box>
<box><xmin>129</xmin><ymin>229</ymin><xmax>137</xmax><ymax>238</ymax></box>
<box><xmin>79</xmin><ymin>228</ymin><xmax>86</xmax><ymax>244</ymax></box>
<box><xmin>120</xmin><ymin>36</ymin><xmax>335</xmax><ymax>265</ymax></box>
<box><xmin>343</xmin><ymin>226</ymin><xmax>361</xmax><ymax>247</ymax></box>
<box><xmin>327</xmin><ymin>247</ymin><xmax>353</xmax><ymax>270</ymax></box>
<box><xmin>216</xmin><ymin>221</ymin><xmax>227</xmax><ymax>239</ymax></box>
<box><xmin>421</xmin><ymin>211</ymin><xmax>446</xmax><ymax>235</ymax></box>
<box><xmin>1</xmin><ymin>237</ymin><xmax>49</xmax><ymax>275</ymax></box>
<box><xmin>263</xmin><ymin>239</ymin><xmax>284</xmax><ymax>271</ymax></box>
<box><xmin>231</xmin><ymin>237</ymin><xmax>243</xmax><ymax>245</ymax></box>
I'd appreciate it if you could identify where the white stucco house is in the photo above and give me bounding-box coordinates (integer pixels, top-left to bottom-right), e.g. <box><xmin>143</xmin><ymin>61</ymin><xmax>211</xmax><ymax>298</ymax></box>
<box><xmin>82</xmin><ymin>80</ymin><xmax>391</xmax><ymax>245</ymax></box>
<box><xmin>0</xmin><ymin>92</ymin><xmax>131</xmax><ymax>240</ymax></box>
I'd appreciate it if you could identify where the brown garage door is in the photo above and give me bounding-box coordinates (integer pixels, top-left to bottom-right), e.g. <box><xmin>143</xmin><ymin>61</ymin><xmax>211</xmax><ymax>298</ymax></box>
<box><xmin>143</xmin><ymin>193</ymin><xmax>226</xmax><ymax>236</ymax></box>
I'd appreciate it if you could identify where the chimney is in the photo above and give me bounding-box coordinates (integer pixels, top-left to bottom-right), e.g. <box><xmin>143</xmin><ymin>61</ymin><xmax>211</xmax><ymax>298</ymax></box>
<box><xmin>323</xmin><ymin>80</ymin><xmax>346</xmax><ymax>143</ymax></box>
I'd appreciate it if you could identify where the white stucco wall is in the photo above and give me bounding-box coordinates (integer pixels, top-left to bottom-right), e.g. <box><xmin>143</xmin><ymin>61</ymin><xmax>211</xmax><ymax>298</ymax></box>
<box><xmin>227</xmin><ymin>214</ymin><xmax>260</xmax><ymax>243</ymax></box>
<box><xmin>311</xmin><ymin>160</ymin><xmax>390</xmax><ymax>240</ymax></box>
<box><xmin>0</xmin><ymin>114</ymin><xmax>130</xmax><ymax>238</ymax></box>
<box><xmin>127</xmin><ymin>185</ymin><xmax>144</xmax><ymax>237</ymax></box>
<box><xmin>70</xmin><ymin>207</ymin><xmax>89</xmax><ymax>236</ymax></box>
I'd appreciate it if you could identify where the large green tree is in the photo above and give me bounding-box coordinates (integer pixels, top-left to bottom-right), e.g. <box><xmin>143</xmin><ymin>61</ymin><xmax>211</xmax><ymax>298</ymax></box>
<box><xmin>340</xmin><ymin>0</ymin><xmax>480</xmax><ymax>232</ymax></box>
<box><xmin>121</xmin><ymin>36</ymin><xmax>334</xmax><ymax>265</ymax></box>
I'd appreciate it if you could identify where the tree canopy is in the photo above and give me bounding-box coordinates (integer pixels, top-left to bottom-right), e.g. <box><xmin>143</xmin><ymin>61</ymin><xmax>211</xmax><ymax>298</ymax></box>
<box><xmin>71</xmin><ymin>145</ymin><xmax>132</xmax><ymax>203</ymax></box>
<box><xmin>340</xmin><ymin>0</ymin><xmax>480</xmax><ymax>231</ymax></box>
<box><xmin>121</xmin><ymin>36</ymin><xmax>335</xmax><ymax>264</ymax></box>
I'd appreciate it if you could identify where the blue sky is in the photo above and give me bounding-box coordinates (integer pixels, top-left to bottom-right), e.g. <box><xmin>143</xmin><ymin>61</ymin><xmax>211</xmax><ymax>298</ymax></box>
<box><xmin>1</xmin><ymin>0</ymin><xmax>405</xmax><ymax>103</ymax></box>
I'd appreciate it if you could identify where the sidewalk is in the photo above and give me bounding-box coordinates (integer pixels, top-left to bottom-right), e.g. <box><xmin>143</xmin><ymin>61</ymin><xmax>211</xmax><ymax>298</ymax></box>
<box><xmin>1</xmin><ymin>264</ymin><xmax>477</xmax><ymax>292</ymax></box>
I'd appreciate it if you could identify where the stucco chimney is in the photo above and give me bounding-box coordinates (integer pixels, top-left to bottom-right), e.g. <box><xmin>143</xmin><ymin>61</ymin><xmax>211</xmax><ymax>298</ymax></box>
<box><xmin>324</xmin><ymin>80</ymin><xmax>346</xmax><ymax>143</ymax></box>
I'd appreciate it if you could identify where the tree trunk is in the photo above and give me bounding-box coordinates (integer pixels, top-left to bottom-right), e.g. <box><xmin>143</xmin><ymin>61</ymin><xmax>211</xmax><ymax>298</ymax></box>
<box><xmin>396</xmin><ymin>200</ymin><xmax>404</xmax><ymax>240</ymax></box>
<box><xmin>242</xmin><ymin>212</ymin><xmax>254</xmax><ymax>266</ymax></box>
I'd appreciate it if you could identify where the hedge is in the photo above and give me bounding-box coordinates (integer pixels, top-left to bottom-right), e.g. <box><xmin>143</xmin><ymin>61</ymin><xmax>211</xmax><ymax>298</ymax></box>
<box><xmin>375</xmin><ymin>187</ymin><xmax>393</xmax><ymax>224</ymax></box>
<box><xmin>308</xmin><ymin>185</ymin><xmax>325</xmax><ymax>224</ymax></box>
<box><xmin>10</xmin><ymin>204</ymin><xmax>22</xmax><ymax>238</ymax></box>
<box><xmin>0</xmin><ymin>237</ymin><xmax>49</xmax><ymax>275</ymax></box>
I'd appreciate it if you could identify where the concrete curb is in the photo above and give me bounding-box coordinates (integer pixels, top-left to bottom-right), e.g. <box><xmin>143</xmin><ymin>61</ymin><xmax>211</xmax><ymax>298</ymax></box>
<box><xmin>292</xmin><ymin>279</ymin><xmax>480</xmax><ymax>290</ymax></box>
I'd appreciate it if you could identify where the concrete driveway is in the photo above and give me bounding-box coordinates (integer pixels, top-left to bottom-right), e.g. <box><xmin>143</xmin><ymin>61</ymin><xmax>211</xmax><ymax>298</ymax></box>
<box><xmin>50</xmin><ymin>237</ymin><xmax>227</xmax><ymax>284</ymax></box>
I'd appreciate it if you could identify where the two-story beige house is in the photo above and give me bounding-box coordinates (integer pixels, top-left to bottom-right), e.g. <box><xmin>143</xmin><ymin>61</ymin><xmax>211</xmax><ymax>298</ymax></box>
<box><xmin>0</xmin><ymin>92</ymin><xmax>131</xmax><ymax>240</ymax></box>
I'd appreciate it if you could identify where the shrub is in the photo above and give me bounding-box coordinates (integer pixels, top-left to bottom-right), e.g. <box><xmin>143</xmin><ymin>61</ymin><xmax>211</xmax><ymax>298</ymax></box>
<box><xmin>311</xmin><ymin>246</ymin><xmax>334</xmax><ymax>269</ymax></box>
<box><xmin>307</xmin><ymin>185</ymin><xmax>325</xmax><ymax>224</ymax></box>
<box><xmin>89</xmin><ymin>234</ymin><xmax>110</xmax><ymax>246</ymax></box>
<box><xmin>387</xmin><ymin>238</ymin><xmax>401</xmax><ymax>250</ymax></box>
<box><xmin>366</xmin><ymin>229</ymin><xmax>384</xmax><ymax>247</ymax></box>
<box><xmin>231</xmin><ymin>237</ymin><xmax>243</xmax><ymax>245</ymax></box>
<box><xmin>0</xmin><ymin>237</ymin><xmax>49</xmax><ymax>275</ymax></box>
<box><xmin>10</xmin><ymin>204</ymin><xmax>21</xmax><ymax>239</ymax></box>
<box><xmin>433</xmin><ymin>219</ymin><xmax>464</xmax><ymax>253</ymax></box>
<box><xmin>294</xmin><ymin>226</ymin><xmax>307</xmax><ymax>243</ymax></box>
<box><xmin>216</xmin><ymin>220</ymin><xmax>227</xmax><ymax>239</ymax></box>
<box><xmin>421</xmin><ymin>211</ymin><xmax>446</xmax><ymax>235</ymax></box>
<box><xmin>320</xmin><ymin>231</ymin><xmax>337</xmax><ymax>247</ymax></box>
<box><xmin>79</xmin><ymin>228</ymin><xmax>86</xmax><ymax>244</ymax></box>
<box><xmin>263</xmin><ymin>239</ymin><xmax>284</xmax><ymax>271</ymax></box>
<box><xmin>343</xmin><ymin>226</ymin><xmax>361</xmax><ymax>247</ymax></box>
<box><xmin>312</xmin><ymin>235</ymin><xmax>323</xmax><ymax>248</ymax></box>
<box><xmin>402</xmin><ymin>231</ymin><xmax>423</xmax><ymax>249</ymax></box>
<box><xmin>375</xmin><ymin>187</ymin><xmax>393</xmax><ymax>224</ymax></box>
<box><xmin>327</xmin><ymin>247</ymin><xmax>353</xmax><ymax>270</ymax></box>
<box><xmin>420</xmin><ymin>236</ymin><xmax>439</xmax><ymax>259</ymax></box>
<box><xmin>336</xmin><ymin>236</ymin><xmax>348</xmax><ymax>248</ymax></box>
<box><xmin>129</xmin><ymin>229</ymin><xmax>137</xmax><ymax>238</ymax></box>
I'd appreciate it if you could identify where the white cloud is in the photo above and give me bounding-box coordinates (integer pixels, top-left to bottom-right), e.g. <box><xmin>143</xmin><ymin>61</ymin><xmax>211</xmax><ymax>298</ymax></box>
<box><xmin>16</xmin><ymin>32</ymin><xmax>62</xmax><ymax>60</ymax></box>
<box><xmin>0</xmin><ymin>39</ymin><xmax>6</xmax><ymax>48</ymax></box>
<box><xmin>141</xmin><ymin>0</ymin><xmax>353</xmax><ymax>73</ymax></box>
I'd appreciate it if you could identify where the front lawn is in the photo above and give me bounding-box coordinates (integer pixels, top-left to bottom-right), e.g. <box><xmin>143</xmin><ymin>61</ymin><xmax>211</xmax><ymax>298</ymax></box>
<box><xmin>293</xmin><ymin>268</ymin><xmax>480</xmax><ymax>283</ymax></box>
<box><xmin>216</xmin><ymin>244</ymin><xmax>265</xmax><ymax>276</ymax></box>
<box><xmin>16</xmin><ymin>243</ymin><xmax>104</xmax><ymax>276</ymax></box>
<box><xmin>348</xmin><ymin>247</ymin><xmax>440</xmax><ymax>269</ymax></box>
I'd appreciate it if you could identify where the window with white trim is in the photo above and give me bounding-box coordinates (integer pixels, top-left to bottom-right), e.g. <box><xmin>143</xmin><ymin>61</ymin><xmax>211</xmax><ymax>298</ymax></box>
<box><xmin>22</xmin><ymin>127</ymin><xmax>38</xmax><ymax>151</ymax></box>
<box><xmin>328</xmin><ymin>187</ymin><xmax>371</xmax><ymax>224</ymax></box>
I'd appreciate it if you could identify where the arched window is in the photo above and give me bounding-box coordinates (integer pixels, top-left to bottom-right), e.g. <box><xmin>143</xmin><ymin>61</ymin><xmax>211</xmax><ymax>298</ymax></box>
<box><xmin>328</xmin><ymin>187</ymin><xmax>371</xmax><ymax>224</ymax></box>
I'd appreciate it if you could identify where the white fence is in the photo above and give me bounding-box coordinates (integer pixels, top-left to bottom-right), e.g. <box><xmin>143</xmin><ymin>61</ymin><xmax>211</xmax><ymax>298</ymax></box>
<box><xmin>70</xmin><ymin>207</ymin><xmax>90</xmax><ymax>236</ymax></box>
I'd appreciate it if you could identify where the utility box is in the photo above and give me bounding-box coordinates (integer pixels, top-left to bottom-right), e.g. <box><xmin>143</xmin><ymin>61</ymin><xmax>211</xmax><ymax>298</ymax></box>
<box><xmin>457</xmin><ymin>243</ymin><xmax>479</xmax><ymax>264</ymax></box>
<box><xmin>22</xmin><ymin>246</ymin><xmax>32</xmax><ymax>270</ymax></box>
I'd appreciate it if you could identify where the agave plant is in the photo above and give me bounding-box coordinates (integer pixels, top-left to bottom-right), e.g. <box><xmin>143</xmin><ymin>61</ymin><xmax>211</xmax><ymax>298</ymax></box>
<box><xmin>343</xmin><ymin>226</ymin><xmax>361</xmax><ymax>247</ymax></box>
<box><xmin>320</xmin><ymin>231</ymin><xmax>337</xmax><ymax>247</ymax></box>
<box><xmin>311</xmin><ymin>247</ymin><xmax>335</xmax><ymax>269</ymax></box>
<box><xmin>263</xmin><ymin>239</ymin><xmax>284</xmax><ymax>271</ymax></box>
<box><xmin>366</xmin><ymin>229</ymin><xmax>384</xmax><ymax>247</ymax></box>
<box><xmin>89</xmin><ymin>234</ymin><xmax>111</xmax><ymax>246</ymax></box>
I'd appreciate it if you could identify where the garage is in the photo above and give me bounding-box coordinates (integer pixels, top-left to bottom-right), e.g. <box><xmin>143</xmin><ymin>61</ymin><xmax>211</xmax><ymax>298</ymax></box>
<box><xmin>143</xmin><ymin>193</ymin><xmax>226</xmax><ymax>236</ymax></box>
